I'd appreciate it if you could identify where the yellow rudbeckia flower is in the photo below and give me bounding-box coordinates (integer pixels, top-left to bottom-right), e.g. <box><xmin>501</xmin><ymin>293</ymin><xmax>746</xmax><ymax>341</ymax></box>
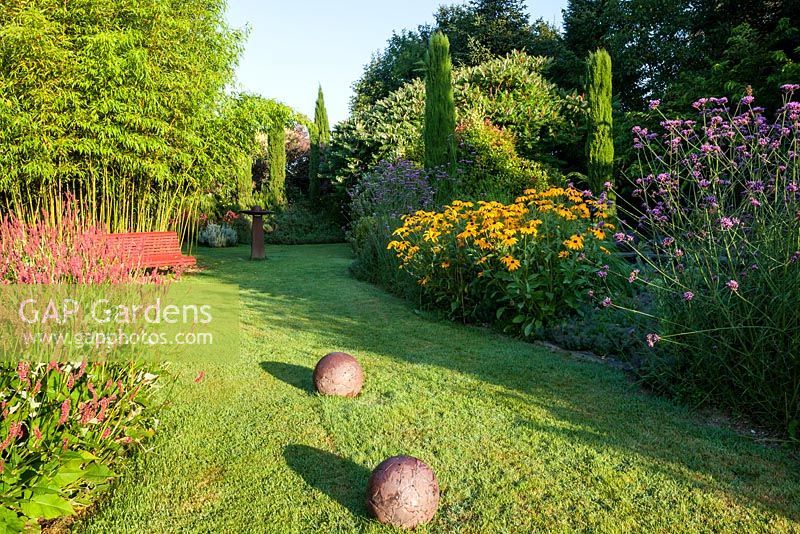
<box><xmin>500</xmin><ymin>255</ymin><xmax>521</xmax><ymax>271</ymax></box>
<box><xmin>563</xmin><ymin>234</ymin><xmax>584</xmax><ymax>251</ymax></box>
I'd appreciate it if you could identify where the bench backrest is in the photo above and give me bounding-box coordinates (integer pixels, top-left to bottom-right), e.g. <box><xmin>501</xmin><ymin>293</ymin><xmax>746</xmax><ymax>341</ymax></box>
<box><xmin>106</xmin><ymin>232</ymin><xmax>182</xmax><ymax>254</ymax></box>
<box><xmin>105</xmin><ymin>232</ymin><xmax>195</xmax><ymax>268</ymax></box>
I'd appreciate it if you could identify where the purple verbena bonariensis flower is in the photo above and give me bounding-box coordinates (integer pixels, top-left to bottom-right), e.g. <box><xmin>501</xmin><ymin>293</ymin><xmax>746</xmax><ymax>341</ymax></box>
<box><xmin>719</xmin><ymin>217</ymin><xmax>740</xmax><ymax>231</ymax></box>
<box><xmin>614</xmin><ymin>232</ymin><xmax>634</xmax><ymax>243</ymax></box>
<box><xmin>646</xmin><ymin>333</ymin><xmax>661</xmax><ymax>347</ymax></box>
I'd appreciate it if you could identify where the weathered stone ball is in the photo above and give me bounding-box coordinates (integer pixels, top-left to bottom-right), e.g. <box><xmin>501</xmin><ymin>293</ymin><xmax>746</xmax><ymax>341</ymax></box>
<box><xmin>366</xmin><ymin>455</ymin><xmax>440</xmax><ymax>529</ymax></box>
<box><xmin>312</xmin><ymin>352</ymin><xmax>364</xmax><ymax>397</ymax></box>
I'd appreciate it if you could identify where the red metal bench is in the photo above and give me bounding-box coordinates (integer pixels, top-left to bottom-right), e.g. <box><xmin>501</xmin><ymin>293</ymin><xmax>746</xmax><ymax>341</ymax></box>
<box><xmin>105</xmin><ymin>232</ymin><xmax>196</xmax><ymax>269</ymax></box>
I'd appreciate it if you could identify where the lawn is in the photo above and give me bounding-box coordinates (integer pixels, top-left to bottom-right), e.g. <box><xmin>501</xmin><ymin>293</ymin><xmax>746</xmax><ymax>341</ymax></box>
<box><xmin>76</xmin><ymin>244</ymin><xmax>800</xmax><ymax>533</ymax></box>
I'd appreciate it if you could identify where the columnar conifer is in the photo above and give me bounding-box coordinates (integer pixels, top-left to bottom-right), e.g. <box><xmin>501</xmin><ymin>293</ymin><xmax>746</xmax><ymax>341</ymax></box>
<box><xmin>423</xmin><ymin>32</ymin><xmax>457</xmax><ymax>175</ymax></box>
<box><xmin>309</xmin><ymin>86</ymin><xmax>330</xmax><ymax>202</ymax></box>
<box><xmin>585</xmin><ymin>48</ymin><xmax>614</xmax><ymax>196</ymax></box>
<box><xmin>267</xmin><ymin>126</ymin><xmax>287</xmax><ymax>206</ymax></box>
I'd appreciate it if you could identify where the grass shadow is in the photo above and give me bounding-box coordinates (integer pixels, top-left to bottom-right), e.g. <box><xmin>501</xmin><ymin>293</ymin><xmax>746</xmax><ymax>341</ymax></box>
<box><xmin>201</xmin><ymin>245</ymin><xmax>800</xmax><ymax>524</ymax></box>
<box><xmin>260</xmin><ymin>361</ymin><xmax>315</xmax><ymax>394</ymax></box>
<box><xmin>283</xmin><ymin>444</ymin><xmax>371</xmax><ymax>518</ymax></box>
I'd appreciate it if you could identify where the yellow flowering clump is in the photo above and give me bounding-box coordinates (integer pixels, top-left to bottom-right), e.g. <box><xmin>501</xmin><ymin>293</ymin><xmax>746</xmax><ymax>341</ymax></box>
<box><xmin>386</xmin><ymin>185</ymin><xmax>614</xmax><ymax>322</ymax></box>
<box><xmin>388</xmin><ymin>186</ymin><xmax>609</xmax><ymax>268</ymax></box>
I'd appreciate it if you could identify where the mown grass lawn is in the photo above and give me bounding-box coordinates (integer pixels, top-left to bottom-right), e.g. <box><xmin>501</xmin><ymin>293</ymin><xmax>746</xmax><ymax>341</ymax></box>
<box><xmin>76</xmin><ymin>244</ymin><xmax>800</xmax><ymax>533</ymax></box>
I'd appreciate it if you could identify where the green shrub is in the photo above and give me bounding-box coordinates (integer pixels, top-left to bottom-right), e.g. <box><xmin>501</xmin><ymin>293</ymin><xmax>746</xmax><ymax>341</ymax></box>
<box><xmin>265</xmin><ymin>202</ymin><xmax>344</xmax><ymax>245</ymax></box>
<box><xmin>349</xmin><ymin>216</ymin><xmax>418</xmax><ymax>298</ymax></box>
<box><xmin>455</xmin><ymin>114</ymin><xmax>557</xmax><ymax>201</ymax></box>
<box><xmin>230</xmin><ymin>215</ymin><xmax>252</xmax><ymax>245</ymax></box>
<box><xmin>456</xmin><ymin>52</ymin><xmax>584</xmax><ymax>165</ymax></box>
<box><xmin>324</xmin><ymin>52</ymin><xmax>585</xmax><ymax>190</ymax></box>
<box><xmin>198</xmin><ymin>223</ymin><xmax>238</xmax><ymax>248</ymax></box>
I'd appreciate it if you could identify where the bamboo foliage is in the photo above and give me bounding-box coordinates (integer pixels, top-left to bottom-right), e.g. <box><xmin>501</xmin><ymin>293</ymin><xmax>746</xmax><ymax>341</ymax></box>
<box><xmin>215</xmin><ymin>95</ymin><xmax>308</xmax><ymax>211</ymax></box>
<box><xmin>0</xmin><ymin>0</ymin><xmax>244</xmax><ymax>240</ymax></box>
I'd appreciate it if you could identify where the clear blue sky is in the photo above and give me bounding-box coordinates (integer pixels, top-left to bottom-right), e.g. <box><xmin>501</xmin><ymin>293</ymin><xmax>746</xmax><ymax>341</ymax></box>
<box><xmin>225</xmin><ymin>1</ymin><xmax>568</xmax><ymax>125</ymax></box>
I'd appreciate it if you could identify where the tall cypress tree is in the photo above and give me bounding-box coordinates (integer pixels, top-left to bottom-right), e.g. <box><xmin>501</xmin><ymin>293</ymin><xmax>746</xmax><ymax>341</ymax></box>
<box><xmin>423</xmin><ymin>31</ymin><xmax>456</xmax><ymax>182</ymax></box>
<box><xmin>585</xmin><ymin>48</ymin><xmax>614</xmax><ymax>208</ymax></box>
<box><xmin>267</xmin><ymin>126</ymin><xmax>286</xmax><ymax>207</ymax></box>
<box><xmin>309</xmin><ymin>85</ymin><xmax>330</xmax><ymax>202</ymax></box>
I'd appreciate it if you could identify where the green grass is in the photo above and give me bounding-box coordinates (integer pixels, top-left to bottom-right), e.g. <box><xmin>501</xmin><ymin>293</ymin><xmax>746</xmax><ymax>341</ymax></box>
<box><xmin>76</xmin><ymin>244</ymin><xmax>800</xmax><ymax>533</ymax></box>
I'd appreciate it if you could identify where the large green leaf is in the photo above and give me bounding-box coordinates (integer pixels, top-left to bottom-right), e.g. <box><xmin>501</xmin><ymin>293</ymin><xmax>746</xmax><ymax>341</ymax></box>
<box><xmin>52</xmin><ymin>461</ymin><xmax>87</xmax><ymax>487</ymax></box>
<box><xmin>83</xmin><ymin>463</ymin><xmax>116</xmax><ymax>484</ymax></box>
<box><xmin>19</xmin><ymin>493</ymin><xmax>74</xmax><ymax>521</ymax></box>
<box><xmin>0</xmin><ymin>507</ymin><xmax>25</xmax><ymax>533</ymax></box>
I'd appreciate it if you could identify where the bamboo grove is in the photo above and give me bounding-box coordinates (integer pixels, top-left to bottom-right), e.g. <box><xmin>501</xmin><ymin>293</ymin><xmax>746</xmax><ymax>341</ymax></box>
<box><xmin>0</xmin><ymin>0</ymin><xmax>303</xmax><ymax>241</ymax></box>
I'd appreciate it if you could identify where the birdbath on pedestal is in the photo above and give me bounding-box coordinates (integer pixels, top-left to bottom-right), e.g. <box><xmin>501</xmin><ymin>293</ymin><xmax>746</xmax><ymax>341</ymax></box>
<box><xmin>239</xmin><ymin>205</ymin><xmax>273</xmax><ymax>260</ymax></box>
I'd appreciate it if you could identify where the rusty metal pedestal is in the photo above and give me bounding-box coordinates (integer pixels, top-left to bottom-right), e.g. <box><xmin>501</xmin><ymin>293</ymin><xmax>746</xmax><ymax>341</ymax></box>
<box><xmin>239</xmin><ymin>206</ymin><xmax>273</xmax><ymax>260</ymax></box>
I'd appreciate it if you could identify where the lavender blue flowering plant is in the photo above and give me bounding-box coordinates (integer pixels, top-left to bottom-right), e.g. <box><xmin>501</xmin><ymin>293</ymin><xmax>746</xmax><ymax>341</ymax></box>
<box><xmin>608</xmin><ymin>86</ymin><xmax>800</xmax><ymax>434</ymax></box>
<box><xmin>349</xmin><ymin>159</ymin><xmax>437</xmax><ymax>221</ymax></box>
<box><xmin>348</xmin><ymin>159</ymin><xmax>440</xmax><ymax>296</ymax></box>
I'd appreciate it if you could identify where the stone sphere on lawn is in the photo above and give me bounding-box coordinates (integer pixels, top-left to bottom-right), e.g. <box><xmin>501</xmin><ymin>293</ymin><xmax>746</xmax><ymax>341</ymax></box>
<box><xmin>312</xmin><ymin>352</ymin><xmax>364</xmax><ymax>397</ymax></box>
<box><xmin>366</xmin><ymin>455</ymin><xmax>440</xmax><ymax>529</ymax></box>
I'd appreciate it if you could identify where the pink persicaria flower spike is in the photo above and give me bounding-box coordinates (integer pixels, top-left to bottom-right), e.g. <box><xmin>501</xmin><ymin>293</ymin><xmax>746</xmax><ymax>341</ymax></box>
<box><xmin>77</xmin><ymin>360</ymin><xmax>87</xmax><ymax>379</ymax></box>
<box><xmin>17</xmin><ymin>361</ymin><xmax>29</xmax><ymax>383</ymax></box>
<box><xmin>59</xmin><ymin>399</ymin><xmax>71</xmax><ymax>426</ymax></box>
